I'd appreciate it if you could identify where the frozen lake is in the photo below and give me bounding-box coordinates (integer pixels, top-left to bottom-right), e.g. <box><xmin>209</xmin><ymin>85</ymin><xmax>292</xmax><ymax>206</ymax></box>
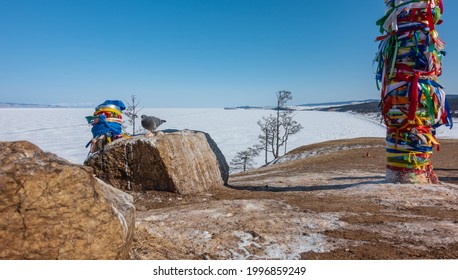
<box><xmin>0</xmin><ymin>108</ymin><xmax>456</xmax><ymax>168</ymax></box>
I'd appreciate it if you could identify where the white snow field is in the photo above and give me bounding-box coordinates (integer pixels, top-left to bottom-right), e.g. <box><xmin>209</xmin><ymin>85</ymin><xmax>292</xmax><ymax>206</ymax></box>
<box><xmin>0</xmin><ymin>108</ymin><xmax>456</xmax><ymax>167</ymax></box>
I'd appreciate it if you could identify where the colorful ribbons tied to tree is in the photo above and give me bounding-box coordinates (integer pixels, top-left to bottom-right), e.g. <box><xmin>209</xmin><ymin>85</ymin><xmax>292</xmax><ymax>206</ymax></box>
<box><xmin>375</xmin><ymin>0</ymin><xmax>452</xmax><ymax>183</ymax></box>
<box><xmin>85</xmin><ymin>100</ymin><xmax>126</xmax><ymax>153</ymax></box>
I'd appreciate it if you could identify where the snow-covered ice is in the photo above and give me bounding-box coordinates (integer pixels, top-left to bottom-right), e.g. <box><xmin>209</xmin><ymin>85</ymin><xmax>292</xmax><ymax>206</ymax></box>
<box><xmin>0</xmin><ymin>108</ymin><xmax>456</xmax><ymax>167</ymax></box>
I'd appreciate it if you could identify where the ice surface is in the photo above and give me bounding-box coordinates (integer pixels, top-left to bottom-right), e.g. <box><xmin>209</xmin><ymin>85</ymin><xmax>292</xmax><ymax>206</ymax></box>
<box><xmin>0</xmin><ymin>108</ymin><xmax>456</xmax><ymax>167</ymax></box>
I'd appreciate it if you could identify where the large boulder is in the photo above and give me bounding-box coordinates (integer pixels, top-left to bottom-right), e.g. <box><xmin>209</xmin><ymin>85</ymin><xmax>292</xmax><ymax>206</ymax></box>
<box><xmin>85</xmin><ymin>130</ymin><xmax>229</xmax><ymax>194</ymax></box>
<box><xmin>0</xmin><ymin>141</ymin><xmax>135</xmax><ymax>260</ymax></box>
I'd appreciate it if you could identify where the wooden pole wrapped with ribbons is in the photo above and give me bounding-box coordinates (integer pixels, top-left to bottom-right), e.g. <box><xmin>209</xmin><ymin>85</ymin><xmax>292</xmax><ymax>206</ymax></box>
<box><xmin>375</xmin><ymin>0</ymin><xmax>452</xmax><ymax>183</ymax></box>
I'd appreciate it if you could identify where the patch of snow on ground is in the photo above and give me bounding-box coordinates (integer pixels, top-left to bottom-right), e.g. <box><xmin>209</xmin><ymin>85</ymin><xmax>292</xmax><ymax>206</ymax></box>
<box><xmin>137</xmin><ymin>199</ymin><xmax>355</xmax><ymax>260</ymax></box>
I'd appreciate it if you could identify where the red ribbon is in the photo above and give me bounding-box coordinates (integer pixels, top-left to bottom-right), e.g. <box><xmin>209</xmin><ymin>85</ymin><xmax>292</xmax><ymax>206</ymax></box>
<box><xmin>407</xmin><ymin>72</ymin><xmax>420</xmax><ymax>121</ymax></box>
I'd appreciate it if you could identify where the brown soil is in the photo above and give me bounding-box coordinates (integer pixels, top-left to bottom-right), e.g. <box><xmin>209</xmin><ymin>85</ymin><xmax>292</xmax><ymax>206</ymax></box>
<box><xmin>132</xmin><ymin>137</ymin><xmax>458</xmax><ymax>260</ymax></box>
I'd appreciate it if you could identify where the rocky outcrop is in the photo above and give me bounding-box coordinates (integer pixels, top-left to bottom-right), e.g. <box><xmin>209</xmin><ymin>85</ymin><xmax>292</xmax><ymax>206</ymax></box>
<box><xmin>84</xmin><ymin>130</ymin><xmax>229</xmax><ymax>194</ymax></box>
<box><xmin>0</xmin><ymin>141</ymin><xmax>135</xmax><ymax>260</ymax></box>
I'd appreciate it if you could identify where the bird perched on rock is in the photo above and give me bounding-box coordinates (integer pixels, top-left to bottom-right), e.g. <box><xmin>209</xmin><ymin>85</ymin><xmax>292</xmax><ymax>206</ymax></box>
<box><xmin>141</xmin><ymin>115</ymin><xmax>166</xmax><ymax>135</ymax></box>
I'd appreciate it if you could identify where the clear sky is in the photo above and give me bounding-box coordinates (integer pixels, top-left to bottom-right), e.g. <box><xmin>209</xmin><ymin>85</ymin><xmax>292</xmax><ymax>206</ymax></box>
<box><xmin>0</xmin><ymin>0</ymin><xmax>457</xmax><ymax>108</ymax></box>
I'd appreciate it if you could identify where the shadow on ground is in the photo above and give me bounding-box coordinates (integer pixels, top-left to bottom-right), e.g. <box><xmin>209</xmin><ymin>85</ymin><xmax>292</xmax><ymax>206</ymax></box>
<box><xmin>227</xmin><ymin>179</ymin><xmax>387</xmax><ymax>192</ymax></box>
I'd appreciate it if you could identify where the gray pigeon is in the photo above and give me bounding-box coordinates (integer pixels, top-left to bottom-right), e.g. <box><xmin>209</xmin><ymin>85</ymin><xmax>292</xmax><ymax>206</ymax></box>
<box><xmin>141</xmin><ymin>115</ymin><xmax>166</xmax><ymax>133</ymax></box>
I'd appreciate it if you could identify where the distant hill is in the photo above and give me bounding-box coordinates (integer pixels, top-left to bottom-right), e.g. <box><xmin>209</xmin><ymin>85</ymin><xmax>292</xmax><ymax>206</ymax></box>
<box><xmin>226</xmin><ymin>100</ymin><xmax>381</xmax><ymax>112</ymax></box>
<box><xmin>314</xmin><ymin>100</ymin><xmax>380</xmax><ymax>113</ymax></box>
<box><xmin>313</xmin><ymin>95</ymin><xmax>458</xmax><ymax>117</ymax></box>
<box><xmin>225</xmin><ymin>96</ymin><xmax>458</xmax><ymax>118</ymax></box>
<box><xmin>296</xmin><ymin>99</ymin><xmax>378</xmax><ymax>108</ymax></box>
<box><xmin>0</xmin><ymin>102</ymin><xmax>64</xmax><ymax>108</ymax></box>
<box><xmin>224</xmin><ymin>106</ymin><xmax>265</xmax><ymax>110</ymax></box>
<box><xmin>446</xmin><ymin>95</ymin><xmax>458</xmax><ymax>117</ymax></box>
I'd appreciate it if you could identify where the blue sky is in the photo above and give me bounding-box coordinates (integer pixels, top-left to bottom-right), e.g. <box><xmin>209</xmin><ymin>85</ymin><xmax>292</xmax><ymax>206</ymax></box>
<box><xmin>0</xmin><ymin>0</ymin><xmax>457</xmax><ymax>108</ymax></box>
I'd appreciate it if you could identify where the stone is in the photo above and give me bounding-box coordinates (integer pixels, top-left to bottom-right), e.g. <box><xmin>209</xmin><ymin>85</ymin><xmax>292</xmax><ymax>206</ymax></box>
<box><xmin>85</xmin><ymin>130</ymin><xmax>229</xmax><ymax>194</ymax></box>
<box><xmin>0</xmin><ymin>141</ymin><xmax>135</xmax><ymax>260</ymax></box>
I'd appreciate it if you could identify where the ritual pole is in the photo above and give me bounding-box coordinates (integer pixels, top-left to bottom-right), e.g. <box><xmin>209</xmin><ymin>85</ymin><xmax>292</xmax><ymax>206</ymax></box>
<box><xmin>375</xmin><ymin>0</ymin><xmax>452</xmax><ymax>183</ymax></box>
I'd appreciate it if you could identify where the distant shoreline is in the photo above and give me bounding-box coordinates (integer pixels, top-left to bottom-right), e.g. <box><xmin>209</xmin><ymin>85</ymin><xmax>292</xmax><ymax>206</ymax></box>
<box><xmin>0</xmin><ymin>102</ymin><xmax>66</xmax><ymax>109</ymax></box>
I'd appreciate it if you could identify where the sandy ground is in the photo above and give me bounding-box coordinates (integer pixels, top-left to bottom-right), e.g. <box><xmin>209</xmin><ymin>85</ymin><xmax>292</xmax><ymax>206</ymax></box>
<box><xmin>132</xmin><ymin>137</ymin><xmax>458</xmax><ymax>259</ymax></box>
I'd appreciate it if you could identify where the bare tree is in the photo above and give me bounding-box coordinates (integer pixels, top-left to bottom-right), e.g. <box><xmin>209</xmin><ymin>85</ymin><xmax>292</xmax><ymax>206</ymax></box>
<box><xmin>230</xmin><ymin>146</ymin><xmax>260</xmax><ymax>173</ymax></box>
<box><xmin>256</xmin><ymin>90</ymin><xmax>302</xmax><ymax>161</ymax></box>
<box><xmin>274</xmin><ymin>90</ymin><xmax>292</xmax><ymax>158</ymax></box>
<box><xmin>257</xmin><ymin>115</ymin><xmax>275</xmax><ymax>165</ymax></box>
<box><xmin>280</xmin><ymin>112</ymin><xmax>303</xmax><ymax>155</ymax></box>
<box><xmin>124</xmin><ymin>95</ymin><xmax>143</xmax><ymax>135</ymax></box>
